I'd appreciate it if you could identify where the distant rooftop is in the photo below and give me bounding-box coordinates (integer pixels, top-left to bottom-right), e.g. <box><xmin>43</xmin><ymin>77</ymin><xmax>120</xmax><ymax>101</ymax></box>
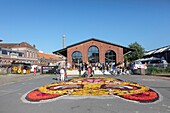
<box><xmin>0</xmin><ymin>42</ymin><xmax>37</xmax><ymax>50</ymax></box>
<box><xmin>144</xmin><ymin>45</ymin><xmax>170</xmax><ymax>56</ymax></box>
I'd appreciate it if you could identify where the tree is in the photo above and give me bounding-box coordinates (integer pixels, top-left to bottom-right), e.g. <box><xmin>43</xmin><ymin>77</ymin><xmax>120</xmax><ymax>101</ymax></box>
<box><xmin>124</xmin><ymin>42</ymin><xmax>145</xmax><ymax>62</ymax></box>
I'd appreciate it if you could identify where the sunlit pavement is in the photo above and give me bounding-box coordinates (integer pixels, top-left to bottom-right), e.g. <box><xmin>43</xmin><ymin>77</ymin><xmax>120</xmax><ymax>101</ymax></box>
<box><xmin>0</xmin><ymin>73</ymin><xmax>50</xmax><ymax>86</ymax></box>
<box><xmin>0</xmin><ymin>74</ymin><xmax>170</xmax><ymax>113</ymax></box>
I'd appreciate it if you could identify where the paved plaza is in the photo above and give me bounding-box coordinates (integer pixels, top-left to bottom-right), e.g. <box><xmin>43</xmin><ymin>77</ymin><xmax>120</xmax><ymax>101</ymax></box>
<box><xmin>0</xmin><ymin>74</ymin><xmax>170</xmax><ymax>113</ymax></box>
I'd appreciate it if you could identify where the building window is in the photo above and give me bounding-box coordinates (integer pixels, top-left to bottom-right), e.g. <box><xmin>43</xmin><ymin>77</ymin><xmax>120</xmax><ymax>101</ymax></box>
<box><xmin>88</xmin><ymin>46</ymin><xmax>99</xmax><ymax>63</ymax></box>
<box><xmin>30</xmin><ymin>52</ymin><xmax>32</xmax><ymax>57</ymax></box>
<box><xmin>27</xmin><ymin>51</ymin><xmax>29</xmax><ymax>57</ymax></box>
<box><xmin>105</xmin><ymin>50</ymin><xmax>116</xmax><ymax>64</ymax></box>
<box><xmin>72</xmin><ymin>51</ymin><xmax>82</xmax><ymax>64</ymax></box>
<box><xmin>2</xmin><ymin>50</ymin><xmax>7</xmax><ymax>54</ymax></box>
<box><xmin>19</xmin><ymin>53</ymin><xmax>23</xmax><ymax>57</ymax></box>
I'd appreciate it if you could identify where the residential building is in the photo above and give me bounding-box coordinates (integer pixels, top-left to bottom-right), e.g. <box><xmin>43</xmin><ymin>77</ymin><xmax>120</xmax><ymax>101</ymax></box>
<box><xmin>0</xmin><ymin>42</ymin><xmax>38</xmax><ymax>65</ymax></box>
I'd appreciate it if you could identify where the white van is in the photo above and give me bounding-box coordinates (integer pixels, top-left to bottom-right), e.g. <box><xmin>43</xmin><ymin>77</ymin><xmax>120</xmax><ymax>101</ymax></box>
<box><xmin>31</xmin><ymin>65</ymin><xmax>38</xmax><ymax>72</ymax></box>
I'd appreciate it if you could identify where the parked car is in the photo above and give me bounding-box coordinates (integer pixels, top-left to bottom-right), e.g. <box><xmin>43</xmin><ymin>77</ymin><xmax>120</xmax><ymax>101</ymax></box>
<box><xmin>131</xmin><ymin>61</ymin><xmax>147</xmax><ymax>70</ymax></box>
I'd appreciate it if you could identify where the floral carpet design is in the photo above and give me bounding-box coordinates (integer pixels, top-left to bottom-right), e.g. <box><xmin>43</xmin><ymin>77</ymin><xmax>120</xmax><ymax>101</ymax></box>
<box><xmin>24</xmin><ymin>77</ymin><xmax>159</xmax><ymax>103</ymax></box>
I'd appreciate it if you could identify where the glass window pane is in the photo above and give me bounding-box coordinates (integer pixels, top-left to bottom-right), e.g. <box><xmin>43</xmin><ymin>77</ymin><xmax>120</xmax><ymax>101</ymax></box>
<box><xmin>88</xmin><ymin>46</ymin><xmax>99</xmax><ymax>63</ymax></box>
<box><xmin>105</xmin><ymin>50</ymin><xmax>116</xmax><ymax>64</ymax></box>
<box><xmin>72</xmin><ymin>51</ymin><xmax>82</xmax><ymax>64</ymax></box>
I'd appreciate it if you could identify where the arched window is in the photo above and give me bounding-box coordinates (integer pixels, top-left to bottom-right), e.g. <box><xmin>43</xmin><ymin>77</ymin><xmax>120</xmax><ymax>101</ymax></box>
<box><xmin>72</xmin><ymin>51</ymin><xmax>82</xmax><ymax>64</ymax></box>
<box><xmin>105</xmin><ymin>50</ymin><xmax>116</xmax><ymax>64</ymax></box>
<box><xmin>88</xmin><ymin>46</ymin><xmax>99</xmax><ymax>63</ymax></box>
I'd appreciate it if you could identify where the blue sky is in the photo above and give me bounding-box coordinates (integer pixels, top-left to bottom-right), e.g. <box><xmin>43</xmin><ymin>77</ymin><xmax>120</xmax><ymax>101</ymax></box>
<box><xmin>0</xmin><ymin>0</ymin><xmax>170</xmax><ymax>53</ymax></box>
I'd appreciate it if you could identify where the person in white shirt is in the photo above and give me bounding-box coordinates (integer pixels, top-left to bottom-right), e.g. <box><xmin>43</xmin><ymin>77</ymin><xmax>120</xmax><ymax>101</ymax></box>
<box><xmin>60</xmin><ymin>68</ymin><xmax>65</xmax><ymax>81</ymax></box>
<box><xmin>92</xmin><ymin>65</ymin><xmax>95</xmax><ymax>75</ymax></box>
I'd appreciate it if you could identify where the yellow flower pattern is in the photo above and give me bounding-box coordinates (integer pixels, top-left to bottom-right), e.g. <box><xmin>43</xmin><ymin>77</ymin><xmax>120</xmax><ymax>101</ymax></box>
<box><xmin>38</xmin><ymin>77</ymin><xmax>150</xmax><ymax>96</ymax></box>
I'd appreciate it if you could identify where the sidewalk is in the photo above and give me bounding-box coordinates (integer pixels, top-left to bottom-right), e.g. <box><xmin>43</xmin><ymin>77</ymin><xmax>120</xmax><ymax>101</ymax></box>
<box><xmin>153</xmin><ymin>73</ymin><xmax>170</xmax><ymax>77</ymax></box>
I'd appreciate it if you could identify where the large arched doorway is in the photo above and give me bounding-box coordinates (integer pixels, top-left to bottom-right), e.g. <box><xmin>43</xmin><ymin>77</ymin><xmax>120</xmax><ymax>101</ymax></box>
<box><xmin>72</xmin><ymin>51</ymin><xmax>82</xmax><ymax>68</ymax></box>
<box><xmin>105</xmin><ymin>50</ymin><xmax>116</xmax><ymax>65</ymax></box>
<box><xmin>88</xmin><ymin>46</ymin><xmax>99</xmax><ymax>63</ymax></box>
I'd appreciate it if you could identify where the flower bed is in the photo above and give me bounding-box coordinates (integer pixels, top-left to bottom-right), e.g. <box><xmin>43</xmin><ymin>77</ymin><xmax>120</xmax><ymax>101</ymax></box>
<box><xmin>26</xmin><ymin>90</ymin><xmax>61</xmax><ymax>101</ymax></box>
<box><xmin>25</xmin><ymin>77</ymin><xmax>159</xmax><ymax>103</ymax></box>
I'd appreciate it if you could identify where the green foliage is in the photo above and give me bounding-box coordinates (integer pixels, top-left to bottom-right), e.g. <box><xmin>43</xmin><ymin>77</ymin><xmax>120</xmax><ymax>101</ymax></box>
<box><xmin>165</xmin><ymin>67</ymin><xmax>170</xmax><ymax>73</ymax></box>
<box><xmin>148</xmin><ymin>67</ymin><xmax>162</xmax><ymax>74</ymax></box>
<box><xmin>148</xmin><ymin>67</ymin><xmax>170</xmax><ymax>74</ymax></box>
<box><xmin>124</xmin><ymin>42</ymin><xmax>145</xmax><ymax>62</ymax></box>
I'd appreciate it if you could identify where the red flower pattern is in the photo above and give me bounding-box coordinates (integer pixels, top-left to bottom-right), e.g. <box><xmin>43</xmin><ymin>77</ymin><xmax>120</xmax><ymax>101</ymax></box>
<box><xmin>26</xmin><ymin>90</ymin><xmax>61</xmax><ymax>101</ymax></box>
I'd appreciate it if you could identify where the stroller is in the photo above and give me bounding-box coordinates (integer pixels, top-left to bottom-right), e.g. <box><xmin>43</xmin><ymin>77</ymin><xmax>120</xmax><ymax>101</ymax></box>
<box><xmin>81</xmin><ymin>70</ymin><xmax>88</xmax><ymax>78</ymax></box>
<box><xmin>81</xmin><ymin>70</ymin><xmax>94</xmax><ymax>78</ymax></box>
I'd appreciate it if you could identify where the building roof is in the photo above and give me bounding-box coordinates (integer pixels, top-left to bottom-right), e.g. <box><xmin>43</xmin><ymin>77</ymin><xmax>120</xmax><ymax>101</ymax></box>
<box><xmin>0</xmin><ymin>42</ymin><xmax>37</xmax><ymax>50</ymax></box>
<box><xmin>38</xmin><ymin>52</ymin><xmax>62</xmax><ymax>60</ymax></box>
<box><xmin>53</xmin><ymin>38</ymin><xmax>134</xmax><ymax>56</ymax></box>
<box><xmin>0</xmin><ymin>43</ymin><xmax>18</xmax><ymax>49</ymax></box>
<box><xmin>144</xmin><ymin>45</ymin><xmax>170</xmax><ymax>56</ymax></box>
<box><xmin>67</xmin><ymin>38</ymin><xmax>131</xmax><ymax>49</ymax></box>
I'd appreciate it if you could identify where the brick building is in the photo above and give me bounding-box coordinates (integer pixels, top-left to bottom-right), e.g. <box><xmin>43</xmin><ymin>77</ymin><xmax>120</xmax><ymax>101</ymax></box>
<box><xmin>53</xmin><ymin>38</ymin><xmax>133</xmax><ymax>68</ymax></box>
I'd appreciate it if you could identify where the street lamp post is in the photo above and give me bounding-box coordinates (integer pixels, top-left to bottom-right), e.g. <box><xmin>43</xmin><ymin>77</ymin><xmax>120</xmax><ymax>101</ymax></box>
<box><xmin>78</xmin><ymin>59</ymin><xmax>81</xmax><ymax>77</ymax></box>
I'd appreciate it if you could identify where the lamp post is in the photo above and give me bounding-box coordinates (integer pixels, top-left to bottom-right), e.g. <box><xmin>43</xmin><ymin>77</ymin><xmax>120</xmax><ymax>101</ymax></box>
<box><xmin>78</xmin><ymin>59</ymin><xmax>81</xmax><ymax>77</ymax></box>
<box><xmin>0</xmin><ymin>40</ymin><xmax>2</xmax><ymax>66</ymax></box>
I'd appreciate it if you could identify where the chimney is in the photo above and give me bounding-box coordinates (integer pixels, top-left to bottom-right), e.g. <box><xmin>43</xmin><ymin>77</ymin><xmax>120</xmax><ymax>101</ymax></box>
<box><xmin>33</xmin><ymin>44</ymin><xmax>36</xmax><ymax>48</ymax></box>
<box><xmin>62</xmin><ymin>34</ymin><xmax>66</xmax><ymax>48</ymax></box>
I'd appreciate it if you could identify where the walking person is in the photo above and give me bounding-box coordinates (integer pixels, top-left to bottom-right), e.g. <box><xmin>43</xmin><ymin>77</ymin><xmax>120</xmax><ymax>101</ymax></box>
<box><xmin>56</xmin><ymin>68</ymin><xmax>60</xmax><ymax>81</ymax></box>
<box><xmin>92</xmin><ymin>65</ymin><xmax>95</xmax><ymax>76</ymax></box>
<box><xmin>33</xmin><ymin>67</ymin><xmax>36</xmax><ymax>75</ymax></box>
<box><xmin>64</xmin><ymin>67</ymin><xmax>68</xmax><ymax>81</ymax></box>
<box><xmin>60</xmin><ymin>67</ymin><xmax>65</xmax><ymax>81</ymax></box>
<box><xmin>87</xmin><ymin>65</ymin><xmax>92</xmax><ymax>77</ymax></box>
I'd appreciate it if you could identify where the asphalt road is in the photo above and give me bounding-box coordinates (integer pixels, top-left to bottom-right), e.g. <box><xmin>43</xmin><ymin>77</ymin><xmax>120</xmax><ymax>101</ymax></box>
<box><xmin>0</xmin><ymin>75</ymin><xmax>170</xmax><ymax>113</ymax></box>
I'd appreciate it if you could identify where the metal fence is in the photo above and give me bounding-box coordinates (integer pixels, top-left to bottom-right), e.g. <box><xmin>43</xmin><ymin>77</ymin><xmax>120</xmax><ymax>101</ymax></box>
<box><xmin>132</xmin><ymin>63</ymin><xmax>170</xmax><ymax>75</ymax></box>
<box><xmin>147</xmin><ymin>63</ymin><xmax>170</xmax><ymax>69</ymax></box>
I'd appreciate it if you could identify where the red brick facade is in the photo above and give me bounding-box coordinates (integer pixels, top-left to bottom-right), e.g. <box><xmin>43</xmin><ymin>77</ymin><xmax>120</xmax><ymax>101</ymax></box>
<box><xmin>67</xmin><ymin>40</ymin><xmax>124</xmax><ymax>66</ymax></box>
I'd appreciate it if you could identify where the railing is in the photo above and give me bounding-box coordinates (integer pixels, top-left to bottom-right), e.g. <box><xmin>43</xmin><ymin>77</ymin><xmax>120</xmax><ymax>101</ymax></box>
<box><xmin>147</xmin><ymin>63</ymin><xmax>170</xmax><ymax>69</ymax></box>
<box><xmin>131</xmin><ymin>63</ymin><xmax>170</xmax><ymax>75</ymax></box>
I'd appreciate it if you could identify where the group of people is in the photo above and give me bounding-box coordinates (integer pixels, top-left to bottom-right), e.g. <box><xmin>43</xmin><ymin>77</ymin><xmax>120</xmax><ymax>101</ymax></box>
<box><xmin>55</xmin><ymin>67</ymin><xmax>67</xmax><ymax>82</ymax></box>
<box><xmin>81</xmin><ymin>64</ymin><xmax>95</xmax><ymax>78</ymax></box>
<box><xmin>109</xmin><ymin>65</ymin><xmax>131</xmax><ymax>75</ymax></box>
<box><xmin>79</xmin><ymin>62</ymin><xmax>105</xmax><ymax>71</ymax></box>
<box><xmin>55</xmin><ymin>62</ymin><xmax>131</xmax><ymax>82</ymax></box>
<box><xmin>80</xmin><ymin>62</ymin><xmax>131</xmax><ymax>76</ymax></box>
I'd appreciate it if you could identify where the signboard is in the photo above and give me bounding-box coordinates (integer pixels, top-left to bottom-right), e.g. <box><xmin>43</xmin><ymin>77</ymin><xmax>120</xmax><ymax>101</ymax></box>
<box><xmin>41</xmin><ymin>66</ymin><xmax>57</xmax><ymax>74</ymax></box>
